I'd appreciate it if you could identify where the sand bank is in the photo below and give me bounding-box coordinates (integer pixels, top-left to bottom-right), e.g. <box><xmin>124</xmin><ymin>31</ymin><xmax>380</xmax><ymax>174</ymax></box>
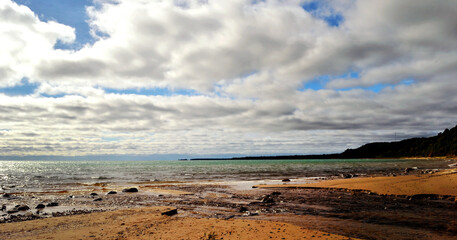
<box><xmin>257</xmin><ymin>169</ymin><xmax>457</xmax><ymax>196</ymax></box>
<box><xmin>0</xmin><ymin>206</ymin><xmax>358</xmax><ymax>240</ymax></box>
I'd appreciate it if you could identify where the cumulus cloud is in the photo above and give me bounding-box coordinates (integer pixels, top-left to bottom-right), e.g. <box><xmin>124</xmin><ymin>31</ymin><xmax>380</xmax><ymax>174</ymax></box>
<box><xmin>0</xmin><ymin>0</ymin><xmax>75</xmax><ymax>87</ymax></box>
<box><xmin>0</xmin><ymin>0</ymin><xmax>456</xmax><ymax>157</ymax></box>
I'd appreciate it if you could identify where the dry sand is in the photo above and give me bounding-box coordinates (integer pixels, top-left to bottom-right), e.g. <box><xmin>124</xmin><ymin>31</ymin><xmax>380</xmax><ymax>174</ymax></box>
<box><xmin>0</xmin><ymin>206</ymin><xmax>358</xmax><ymax>240</ymax></box>
<box><xmin>257</xmin><ymin>169</ymin><xmax>457</xmax><ymax>196</ymax></box>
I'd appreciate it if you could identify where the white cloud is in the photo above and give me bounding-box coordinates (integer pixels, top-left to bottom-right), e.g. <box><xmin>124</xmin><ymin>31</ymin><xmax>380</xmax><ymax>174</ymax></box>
<box><xmin>0</xmin><ymin>0</ymin><xmax>456</xmax><ymax>157</ymax></box>
<box><xmin>0</xmin><ymin>0</ymin><xmax>75</xmax><ymax>87</ymax></box>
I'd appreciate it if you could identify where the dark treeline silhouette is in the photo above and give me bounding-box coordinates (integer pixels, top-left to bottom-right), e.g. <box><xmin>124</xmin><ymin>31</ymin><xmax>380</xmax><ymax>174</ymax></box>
<box><xmin>191</xmin><ymin>125</ymin><xmax>457</xmax><ymax>160</ymax></box>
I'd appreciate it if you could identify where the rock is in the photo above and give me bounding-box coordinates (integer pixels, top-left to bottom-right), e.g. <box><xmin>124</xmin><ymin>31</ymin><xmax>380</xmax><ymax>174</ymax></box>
<box><xmin>7</xmin><ymin>209</ymin><xmax>18</xmax><ymax>214</ymax></box>
<box><xmin>93</xmin><ymin>198</ymin><xmax>103</xmax><ymax>201</ymax></box>
<box><xmin>251</xmin><ymin>186</ymin><xmax>258</xmax><ymax>188</ymax></box>
<box><xmin>239</xmin><ymin>206</ymin><xmax>249</xmax><ymax>213</ymax></box>
<box><xmin>17</xmin><ymin>205</ymin><xmax>30</xmax><ymax>211</ymax></box>
<box><xmin>271</xmin><ymin>192</ymin><xmax>281</xmax><ymax>196</ymax></box>
<box><xmin>261</xmin><ymin>195</ymin><xmax>275</xmax><ymax>203</ymax></box>
<box><xmin>2</xmin><ymin>193</ymin><xmax>11</xmax><ymax>198</ymax></box>
<box><xmin>340</xmin><ymin>173</ymin><xmax>353</xmax><ymax>179</ymax></box>
<box><xmin>243</xmin><ymin>211</ymin><xmax>259</xmax><ymax>216</ymax></box>
<box><xmin>90</xmin><ymin>193</ymin><xmax>98</xmax><ymax>196</ymax></box>
<box><xmin>161</xmin><ymin>208</ymin><xmax>178</xmax><ymax>216</ymax></box>
<box><xmin>282</xmin><ymin>179</ymin><xmax>291</xmax><ymax>182</ymax></box>
<box><xmin>122</xmin><ymin>188</ymin><xmax>138</xmax><ymax>193</ymax></box>
<box><xmin>106</xmin><ymin>191</ymin><xmax>117</xmax><ymax>195</ymax></box>
<box><xmin>1</xmin><ymin>204</ymin><xmax>6</xmax><ymax>211</ymax></box>
<box><xmin>404</xmin><ymin>167</ymin><xmax>418</xmax><ymax>174</ymax></box>
<box><xmin>35</xmin><ymin>204</ymin><xmax>45</xmax><ymax>209</ymax></box>
<box><xmin>47</xmin><ymin>202</ymin><xmax>59</xmax><ymax>207</ymax></box>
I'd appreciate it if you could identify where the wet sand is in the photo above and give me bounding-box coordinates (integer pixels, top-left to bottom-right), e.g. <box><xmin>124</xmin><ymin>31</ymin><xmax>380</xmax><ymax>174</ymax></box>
<box><xmin>257</xmin><ymin>168</ymin><xmax>457</xmax><ymax>196</ymax></box>
<box><xmin>2</xmin><ymin>166</ymin><xmax>457</xmax><ymax>239</ymax></box>
<box><xmin>0</xmin><ymin>206</ymin><xmax>356</xmax><ymax>240</ymax></box>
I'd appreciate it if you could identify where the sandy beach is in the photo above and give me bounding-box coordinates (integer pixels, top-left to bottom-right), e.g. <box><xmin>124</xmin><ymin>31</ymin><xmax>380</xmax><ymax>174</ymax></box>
<box><xmin>2</xmin><ymin>162</ymin><xmax>457</xmax><ymax>239</ymax></box>
<box><xmin>0</xmin><ymin>206</ymin><xmax>356</xmax><ymax>240</ymax></box>
<box><xmin>257</xmin><ymin>168</ymin><xmax>457</xmax><ymax>196</ymax></box>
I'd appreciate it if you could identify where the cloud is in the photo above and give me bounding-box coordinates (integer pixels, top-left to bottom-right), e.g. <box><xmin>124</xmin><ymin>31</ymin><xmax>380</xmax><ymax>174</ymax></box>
<box><xmin>0</xmin><ymin>0</ymin><xmax>75</xmax><ymax>87</ymax></box>
<box><xmin>0</xmin><ymin>0</ymin><xmax>456</xmax><ymax>157</ymax></box>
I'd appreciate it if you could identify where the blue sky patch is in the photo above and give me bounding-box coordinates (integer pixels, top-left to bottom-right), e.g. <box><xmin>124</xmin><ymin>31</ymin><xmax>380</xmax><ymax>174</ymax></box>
<box><xmin>301</xmin><ymin>71</ymin><xmax>360</xmax><ymax>91</ymax></box>
<box><xmin>14</xmin><ymin>0</ymin><xmax>95</xmax><ymax>50</ymax></box>
<box><xmin>0</xmin><ymin>78</ymin><xmax>40</xmax><ymax>96</ymax></box>
<box><xmin>337</xmin><ymin>79</ymin><xmax>416</xmax><ymax>93</ymax></box>
<box><xmin>301</xmin><ymin>1</ymin><xmax>344</xmax><ymax>27</ymax></box>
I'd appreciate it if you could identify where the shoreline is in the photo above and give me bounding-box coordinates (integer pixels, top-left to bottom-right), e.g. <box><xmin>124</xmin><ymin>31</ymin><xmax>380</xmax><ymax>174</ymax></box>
<box><xmin>2</xmin><ymin>162</ymin><xmax>457</xmax><ymax>239</ymax></box>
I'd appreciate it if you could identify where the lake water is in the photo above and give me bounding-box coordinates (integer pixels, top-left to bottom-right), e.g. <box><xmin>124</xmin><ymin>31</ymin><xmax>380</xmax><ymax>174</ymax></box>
<box><xmin>0</xmin><ymin>159</ymin><xmax>452</xmax><ymax>193</ymax></box>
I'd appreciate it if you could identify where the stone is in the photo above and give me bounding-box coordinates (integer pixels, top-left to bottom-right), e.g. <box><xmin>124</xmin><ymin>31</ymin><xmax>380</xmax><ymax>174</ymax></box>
<box><xmin>2</xmin><ymin>193</ymin><xmax>11</xmax><ymax>198</ymax></box>
<box><xmin>122</xmin><ymin>188</ymin><xmax>138</xmax><ymax>193</ymax></box>
<box><xmin>90</xmin><ymin>193</ymin><xmax>98</xmax><ymax>196</ymax></box>
<box><xmin>239</xmin><ymin>206</ymin><xmax>249</xmax><ymax>213</ymax></box>
<box><xmin>17</xmin><ymin>205</ymin><xmax>30</xmax><ymax>211</ymax></box>
<box><xmin>35</xmin><ymin>204</ymin><xmax>46</xmax><ymax>209</ymax></box>
<box><xmin>107</xmin><ymin>191</ymin><xmax>117</xmax><ymax>195</ymax></box>
<box><xmin>161</xmin><ymin>208</ymin><xmax>178</xmax><ymax>216</ymax></box>
<box><xmin>282</xmin><ymin>179</ymin><xmax>291</xmax><ymax>182</ymax></box>
<box><xmin>47</xmin><ymin>202</ymin><xmax>59</xmax><ymax>207</ymax></box>
<box><xmin>271</xmin><ymin>192</ymin><xmax>281</xmax><ymax>196</ymax></box>
<box><xmin>93</xmin><ymin>198</ymin><xmax>103</xmax><ymax>201</ymax></box>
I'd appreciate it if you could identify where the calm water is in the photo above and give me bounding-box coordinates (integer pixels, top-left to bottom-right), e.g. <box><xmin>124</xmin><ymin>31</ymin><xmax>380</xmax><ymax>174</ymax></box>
<box><xmin>0</xmin><ymin>159</ymin><xmax>452</xmax><ymax>193</ymax></box>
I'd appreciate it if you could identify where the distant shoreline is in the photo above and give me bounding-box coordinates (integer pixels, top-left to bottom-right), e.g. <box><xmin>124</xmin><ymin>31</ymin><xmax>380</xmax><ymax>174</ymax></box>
<box><xmin>189</xmin><ymin>156</ymin><xmax>456</xmax><ymax>161</ymax></box>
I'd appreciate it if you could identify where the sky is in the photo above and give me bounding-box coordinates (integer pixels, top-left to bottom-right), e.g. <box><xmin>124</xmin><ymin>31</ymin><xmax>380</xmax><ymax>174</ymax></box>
<box><xmin>0</xmin><ymin>0</ymin><xmax>456</xmax><ymax>160</ymax></box>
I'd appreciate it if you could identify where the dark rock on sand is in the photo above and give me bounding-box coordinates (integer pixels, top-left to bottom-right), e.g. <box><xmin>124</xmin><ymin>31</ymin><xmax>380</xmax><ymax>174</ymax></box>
<box><xmin>35</xmin><ymin>204</ymin><xmax>45</xmax><ymax>209</ymax></box>
<box><xmin>93</xmin><ymin>198</ymin><xmax>103</xmax><ymax>201</ymax></box>
<box><xmin>261</xmin><ymin>195</ymin><xmax>275</xmax><ymax>203</ymax></box>
<box><xmin>90</xmin><ymin>193</ymin><xmax>98</xmax><ymax>196</ymax></box>
<box><xmin>17</xmin><ymin>205</ymin><xmax>30</xmax><ymax>211</ymax></box>
<box><xmin>122</xmin><ymin>188</ymin><xmax>138</xmax><ymax>193</ymax></box>
<box><xmin>239</xmin><ymin>206</ymin><xmax>249</xmax><ymax>212</ymax></box>
<box><xmin>47</xmin><ymin>202</ymin><xmax>59</xmax><ymax>207</ymax></box>
<box><xmin>2</xmin><ymin>193</ymin><xmax>11</xmax><ymax>198</ymax></box>
<box><xmin>107</xmin><ymin>191</ymin><xmax>117</xmax><ymax>195</ymax></box>
<box><xmin>7</xmin><ymin>209</ymin><xmax>18</xmax><ymax>214</ymax></box>
<box><xmin>161</xmin><ymin>208</ymin><xmax>178</xmax><ymax>216</ymax></box>
<box><xmin>282</xmin><ymin>179</ymin><xmax>291</xmax><ymax>182</ymax></box>
<box><xmin>271</xmin><ymin>192</ymin><xmax>281</xmax><ymax>196</ymax></box>
<box><xmin>340</xmin><ymin>173</ymin><xmax>354</xmax><ymax>179</ymax></box>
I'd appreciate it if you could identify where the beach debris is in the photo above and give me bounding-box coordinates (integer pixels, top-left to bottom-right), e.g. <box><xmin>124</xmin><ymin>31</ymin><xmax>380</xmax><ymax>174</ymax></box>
<box><xmin>282</xmin><ymin>179</ymin><xmax>291</xmax><ymax>182</ymax></box>
<box><xmin>243</xmin><ymin>211</ymin><xmax>259</xmax><ymax>216</ymax></box>
<box><xmin>93</xmin><ymin>198</ymin><xmax>103</xmax><ymax>201</ymax></box>
<box><xmin>122</xmin><ymin>187</ymin><xmax>139</xmax><ymax>193</ymax></box>
<box><xmin>35</xmin><ymin>204</ymin><xmax>45</xmax><ymax>209</ymax></box>
<box><xmin>107</xmin><ymin>191</ymin><xmax>117</xmax><ymax>195</ymax></box>
<box><xmin>161</xmin><ymin>208</ymin><xmax>178</xmax><ymax>216</ymax></box>
<box><xmin>47</xmin><ymin>202</ymin><xmax>59</xmax><ymax>207</ymax></box>
<box><xmin>2</xmin><ymin>193</ymin><xmax>11</xmax><ymax>198</ymax></box>
<box><xmin>90</xmin><ymin>192</ymin><xmax>98</xmax><ymax>196</ymax></box>
<box><xmin>448</xmin><ymin>163</ymin><xmax>457</xmax><ymax>168</ymax></box>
